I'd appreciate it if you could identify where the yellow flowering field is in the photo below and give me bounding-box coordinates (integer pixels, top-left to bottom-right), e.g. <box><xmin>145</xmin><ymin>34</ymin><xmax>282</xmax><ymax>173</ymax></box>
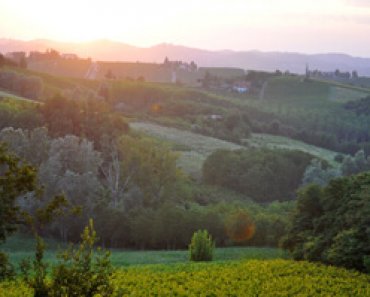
<box><xmin>1</xmin><ymin>260</ymin><xmax>369</xmax><ymax>296</ymax></box>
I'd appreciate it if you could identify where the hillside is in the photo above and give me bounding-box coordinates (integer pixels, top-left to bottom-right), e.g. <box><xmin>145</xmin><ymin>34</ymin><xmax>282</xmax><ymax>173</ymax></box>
<box><xmin>2</xmin><ymin>38</ymin><xmax>370</xmax><ymax>76</ymax></box>
<box><xmin>131</xmin><ymin>122</ymin><xmax>340</xmax><ymax>178</ymax></box>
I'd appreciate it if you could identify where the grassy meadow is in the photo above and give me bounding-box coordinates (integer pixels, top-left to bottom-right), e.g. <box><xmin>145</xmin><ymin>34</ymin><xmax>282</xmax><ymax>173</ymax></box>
<box><xmin>3</xmin><ymin>234</ymin><xmax>287</xmax><ymax>269</ymax></box>
<box><xmin>131</xmin><ymin>121</ymin><xmax>341</xmax><ymax>177</ymax></box>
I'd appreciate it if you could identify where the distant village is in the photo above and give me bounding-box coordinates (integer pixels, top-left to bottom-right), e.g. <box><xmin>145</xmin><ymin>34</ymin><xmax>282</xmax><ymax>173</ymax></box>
<box><xmin>3</xmin><ymin>49</ymin><xmax>364</xmax><ymax>92</ymax></box>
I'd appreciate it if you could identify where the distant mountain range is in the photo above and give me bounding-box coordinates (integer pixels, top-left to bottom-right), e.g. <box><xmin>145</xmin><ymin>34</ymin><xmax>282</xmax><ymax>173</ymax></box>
<box><xmin>1</xmin><ymin>38</ymin><xmax>370</xmax><ymax>76</ymax></box>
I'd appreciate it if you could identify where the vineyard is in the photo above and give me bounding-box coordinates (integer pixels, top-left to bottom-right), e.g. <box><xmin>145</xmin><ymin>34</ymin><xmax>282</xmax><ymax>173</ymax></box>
<box><xmin>1</xmin><ymin>260</ymin><xmax>369</xmax><ymax>296</ymax></box>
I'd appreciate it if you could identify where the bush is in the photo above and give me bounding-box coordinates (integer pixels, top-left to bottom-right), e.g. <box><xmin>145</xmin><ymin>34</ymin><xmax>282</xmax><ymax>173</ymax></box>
<box><xmin>20</xmin><ymin>220</ymin><xmax>114</xmax><ymax>297</ymax></box>
<box><xmin>0</xmin><ymin>252</ymin><xmax>15</xmax><ymax>281</ymax></box>
<box><xmin>189</xmin><ymin>230</ymin><xmax>215</xmax><ymax>262</ymax></box>
<box><xmin>363</xmin><ymin>256</ymin><xmax>370</xmax><ymax>273</ymax></box>
<box><xmin>51</xmin><ymin>219</ymin><xmax>113</xmax><ymax>297</ymax></box>
<box><xmin>20</xmin><ymin>236</ymin><xmax>49</xmax><ymax>297</ymax></box>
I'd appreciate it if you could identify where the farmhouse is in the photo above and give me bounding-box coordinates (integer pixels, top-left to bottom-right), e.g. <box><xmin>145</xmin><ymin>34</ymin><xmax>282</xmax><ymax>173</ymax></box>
<box><xmin>232</xmin><ymin>81</ymin><xmax>251</xmax><ymax>93</ymax></box>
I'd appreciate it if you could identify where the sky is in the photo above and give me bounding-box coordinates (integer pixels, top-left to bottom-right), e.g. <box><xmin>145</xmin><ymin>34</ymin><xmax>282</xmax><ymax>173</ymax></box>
<box><xmin>1</xmin><ymin>0</ymin><xmax>370</xmax><ymax>56</ymax></box>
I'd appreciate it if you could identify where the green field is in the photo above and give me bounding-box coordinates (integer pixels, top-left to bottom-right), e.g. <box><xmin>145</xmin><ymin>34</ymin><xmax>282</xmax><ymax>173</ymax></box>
<box><xmin>1</xmin><ymin>259</ymin><xmax>369</xmax><ymax>297</ymax></box>
<box><xmin>2</xmin><ymin>234</ymin><xmax>287</xmax><ymax>268</ymax></box>
<box><xmin>131</xmin><ymin>121</ymin><xmax>341</xmax><ymax>177</ymax></box>
<box><xmin>247</xmin><ymin>133</ymin><xmax>340</xmax><ymax>166</ymax></box>
<box><xmin>0</xmin><ymin>93</ymin><xmax>40</xmax><ymax>114</ymax></box>
<box><xmin>0</xmin><ymin>90</ymin><xmax>36</xmax><ymax>103</ymax></box>
<box><xmin>130</xmin><ymin>122</ymin><xmax>244</xmax><ymax>178</ymax></box>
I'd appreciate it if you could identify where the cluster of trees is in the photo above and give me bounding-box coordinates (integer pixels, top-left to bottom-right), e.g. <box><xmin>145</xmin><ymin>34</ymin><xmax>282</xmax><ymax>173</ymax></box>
<box><xmin>302</xmin><ymin>150</ymin><xmax>370</xmax><ymax>187</ymax></box>
<box><xmin>345</xmin><ymin>96</ymin><xmax>370</xmax><ymax>116</ymax></box>
<box><xmin>282</xmin><ymin>172</ymin><xmax>370</xmax><ymax>272</ymax></box>
<box><xmin>0</xmin><ymin>70</ymin><xmax>43</xmax><ymax>100</ymax></box>
<box><xmin>40</xmin><ymin>95</ymin><xmax>129</xmax><ymax>147</ymax></box>
<box><xmin>192</xmin><ymin>112</ymin><xmax>251</xmax><ymax>143</ymax></box>
<box><xmin>94</xmin><ymin>200</ymin><xmax>291</xmax><ymax>250</ymax></box>
<box><xmin>0</xmin><ymin>123</ymin><xmax>293</xmax><ymax>249</ymax></box>
<box><xmin>203</xmin><ymin>149</ymin><xmax>312</xmax><ymax>202</ymax></box>
<box><xmin>0</xmin><ymin>54</ymin><xmax>18</xmax><ymax>68</ymax></box>
<box><xmin>0</xmin><ymin>126</ymin><xmax>182</xmax><ymax>243</ymax></box>
<box><xmin>0</xmin><ymin>104</ymin><xmax>43</xmax><ymax>133</ymax></box>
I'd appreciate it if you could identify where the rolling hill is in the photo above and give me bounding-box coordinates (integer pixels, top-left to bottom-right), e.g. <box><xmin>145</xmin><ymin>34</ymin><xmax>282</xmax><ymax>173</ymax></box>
<box><xmin>2</xmin><ymin>38</ymin><xmax>370</xmax><ymax>76</ymax></box>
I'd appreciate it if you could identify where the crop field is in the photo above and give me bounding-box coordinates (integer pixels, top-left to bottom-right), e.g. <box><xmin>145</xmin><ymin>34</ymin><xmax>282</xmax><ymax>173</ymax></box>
<box><xmin>1</xmin><ymin>260</ymin><xmax>369</xmax><ymax>297</ymax></box>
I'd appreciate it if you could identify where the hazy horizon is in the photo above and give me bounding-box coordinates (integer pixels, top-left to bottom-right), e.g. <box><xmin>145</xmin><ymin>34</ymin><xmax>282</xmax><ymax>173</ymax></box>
<box><xmin>1</xmin><ymin>0</ymin><xmax>370</xmax><ymax>57</ymax></box>
<box><xmin>2</xmin><ymin>36</ymin><xmax>370</xmax><ymax>58</ymax></box>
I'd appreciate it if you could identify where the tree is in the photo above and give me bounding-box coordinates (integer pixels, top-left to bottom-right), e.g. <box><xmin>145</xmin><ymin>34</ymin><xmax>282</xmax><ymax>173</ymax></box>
<box><xmin>282</xmin><ymin>172</ymin><xmax>370</xmax><ymax>271</ymax></box>
<box><xmin>302</xmin><ymin>159</ymin><xmax>341</xmax><ymax>187</ymax></box>
<box><xmin>105</xmin><ymin>69</ymin><xmax>115</xmax><ymax>79</ymax></box>
<box><xmin>189</xmin><ymin>230</ymin><xmax>215</xmax><ymax>261</ymax></box>
<box><xmin>0</xmin><ymin>144</ymin><xmax>37</xmax><ymax>242</ymax></box>
<box><xmin>0</xmin><ymin>127</ymin><xmax>50</xmax><ymax>166</ymax></box>
<box><xmin>116</xmin><ymin>135</ymin><xmax>179</xmax><ymax>208</ymax></box>
<box><xmin>50</xmin><ymin>220</ymin><xmax>113</xmax><ymax>297</ymax></box>
<box><xmin>38</xmin><ymin>135</ymin><xmax>102</xmax><ymax>241</ymax></box>
<box><xmin>342</xmin><ymin>150</ymin><xmax>370</xmax><ymax>176</ymax></box>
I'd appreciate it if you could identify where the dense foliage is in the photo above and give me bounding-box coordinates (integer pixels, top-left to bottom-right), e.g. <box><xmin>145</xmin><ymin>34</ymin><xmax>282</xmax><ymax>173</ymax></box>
<box><xmin>203</xmin><ymin>148</ymin><xmax>313</xmax><ymax>202</ymax></box>
<box><xmin>0</xmin><ymin>70</ymin><xmax>43</xmax><ymax>100</ymax></box>
<box><xmin>344</xmin><ymin>95</ymin><xmax>370</xmax><ymax>115</ymax></box>
<box><xmin>302</xmin><ymin>150</ymin><xmax>370</xmax><ymax>186</ymax></box>
<box><xmin>0</xmin><ymin>144</ymin><xmax>37</xmax><ymax>242</ymax></box>
<box><xmin>282</xmin><ymin>172</ymin><xmax>370</xmax><ymax>272</ymax></box>
<box><xmin>40</xmin><ymin>95</ymin><xmax>129</xmax><ymax>147</ymax></box>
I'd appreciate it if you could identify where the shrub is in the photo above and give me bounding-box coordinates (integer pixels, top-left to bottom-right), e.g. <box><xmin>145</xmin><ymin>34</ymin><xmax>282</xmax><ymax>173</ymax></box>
<box><xmin>50</xmin><ymin>219</ymin><xmax>114</xmax><ymax>297</ymax></box>
<box><xmin>20</xmin><ymin>236</ymin><xmax>49</xmax><ymax>297</ymax></box>
<box><xmin>0</xmin><ymin>251</ymin><xmax>15</xmax><ymax>281</ymax></box>
<box><xmin>363</xmin><ymin>256</ymin><xmax>370</xmax><ymax>273</ymax></box>
<box><xmin>20</xmin><ymin>220</ymin><xmax>114</xmax><ymax>297</ymax></box>
<box><xmin>189</xmin><ymin>230</ymin><xmax>215</xmax><ymax>262</ymax></box>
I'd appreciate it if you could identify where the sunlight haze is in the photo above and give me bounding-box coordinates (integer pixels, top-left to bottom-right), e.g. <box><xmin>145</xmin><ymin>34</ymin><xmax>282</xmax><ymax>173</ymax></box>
<box><xmin>1</xmin><ymin>0</ymin><xmax>370</xmax><ymax>55</ymax></box>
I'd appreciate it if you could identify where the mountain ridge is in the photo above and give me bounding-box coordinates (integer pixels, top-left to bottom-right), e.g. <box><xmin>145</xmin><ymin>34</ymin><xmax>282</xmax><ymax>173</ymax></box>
<box><xmin>1</xmin><ymin>38</ymin><xmax>370</xmax><ymax>75</ymax></box>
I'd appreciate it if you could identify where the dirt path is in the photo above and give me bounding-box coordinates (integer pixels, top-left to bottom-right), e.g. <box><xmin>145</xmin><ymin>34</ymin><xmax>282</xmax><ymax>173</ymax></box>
<box><xmin>259</xmin><ymin>81</ymin><xmax>268</xmax><ymax>100</ymax></box>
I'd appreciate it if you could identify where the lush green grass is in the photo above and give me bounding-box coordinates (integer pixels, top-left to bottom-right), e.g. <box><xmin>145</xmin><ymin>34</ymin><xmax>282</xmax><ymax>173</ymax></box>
<box><xmin>264</xmin><ymin>76</ymin><xmax>330</xmax><ymax>103</ymax></box>
<box><xmin>329</xmin><ymin>86</ymin><xmax>369</xmax><ymax>103</ymax></box>
<box><xmin>0</xmin><ymin>95</ymin><xmax>40</xmax><ymax>114</ymax></box>
<box><xmin>247</xmin><ymin>133</ymin><xmax>340</xmax><ymax>166</ymax></box>
<box><xmin>2</xmin><ymin>234</ymin><xmax>288</xmax><ymax>269</ymax></box>
<box><xmin>0</xmin><ymin>91</ymin><xmax>36</xmax><ymax>103</ymax></box>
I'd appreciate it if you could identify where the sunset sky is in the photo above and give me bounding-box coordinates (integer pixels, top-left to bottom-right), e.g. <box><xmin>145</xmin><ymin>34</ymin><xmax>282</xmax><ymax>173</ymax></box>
<box><xmin>1</xmin><ymin>0</ymin><xmax>370</xmax><ymax>56</ymax></box>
